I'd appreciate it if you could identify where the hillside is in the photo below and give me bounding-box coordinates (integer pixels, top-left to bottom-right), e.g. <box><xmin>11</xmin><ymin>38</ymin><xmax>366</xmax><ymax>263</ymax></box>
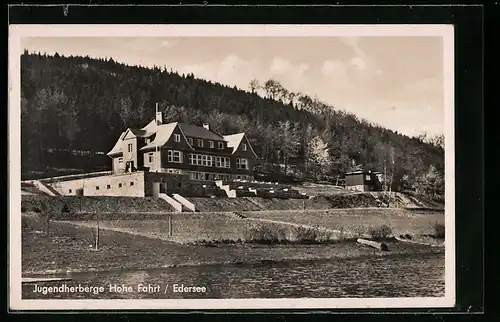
<box><xmin>20</xmin><ymin>52</ymin><xmax>444</xmax><ymax>193</ymax></box>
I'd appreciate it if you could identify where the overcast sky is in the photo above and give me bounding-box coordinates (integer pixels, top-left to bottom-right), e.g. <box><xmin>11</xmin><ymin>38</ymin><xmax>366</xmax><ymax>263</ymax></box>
<box><xmin>22</xmin><ymin>36</ymin><xmax>444</xmax><ymax>137</ymax></box>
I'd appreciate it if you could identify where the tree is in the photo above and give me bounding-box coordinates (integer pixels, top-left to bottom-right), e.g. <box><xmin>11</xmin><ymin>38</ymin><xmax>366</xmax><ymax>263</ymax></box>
<box><xmin>248</xmin><ymin>79</ymin><xmax>260</xmax><ymax>94</ymax></box>
<box><xmin>428</xmin><ymin>134</ymin><xmax>444</xmax><ymax>150</ymax></box>
<box><xmin>263</xmin><ymin>79</ymin><xmax>284</xmax><ymax>100</ymax></box>
<box><xmin>308</xmin><ymin>135</ymin><xmax>332</xmax><ymax>180</ymax></box>
<box><xmin>302</xmin><ymin>123</ymin><xmax>315</xmax><ymax>174</ymax></box>
<box><xmin>56</xmin><ymin>97</ymin><xmax>80</xmax><ymax>151</ymax></box>
<box><xmin>419</xmin><ymin>164</ymin><xmax>443</xmax><ymax>197</ymax></box>
<box><xmin>118</xmin><ymin>96</ymin><xmax>133</xmax><ymax>128</ymax></box>
<box><xmin>277</xmin><ymin>120</ymin><xmax>300</xmax><ymax>175</ymax></box>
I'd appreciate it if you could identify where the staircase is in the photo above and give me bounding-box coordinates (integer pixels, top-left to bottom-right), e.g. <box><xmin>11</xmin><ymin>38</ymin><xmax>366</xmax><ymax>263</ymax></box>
<box><xmin>216</xmin><ymin>183</ymin><xmax>237</xmax><ymax>198</ymax></box>
<box><xmin>172</xmin><ymin>194</ymin><xmax>196</xmax><ymax>212</ymax></box>
<box><xmin>32</xmin><ymin>180</ymin><xmax>60</xmax><ymax>196</ymax></box>
<box><xmin>158</xmin><ymin>193</ymin><xmax>183</xmax><ymax>212</ymax></box>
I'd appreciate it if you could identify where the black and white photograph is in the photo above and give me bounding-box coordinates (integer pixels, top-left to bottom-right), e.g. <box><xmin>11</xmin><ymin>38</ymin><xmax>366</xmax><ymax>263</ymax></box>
<box><xmin>9</xmin><ymin>24</ymin><xmax>455</xmax><ymax>310</ymax></box>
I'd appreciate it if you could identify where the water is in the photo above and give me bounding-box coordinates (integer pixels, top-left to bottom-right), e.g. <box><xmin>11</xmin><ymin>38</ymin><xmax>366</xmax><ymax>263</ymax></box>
<box><xmin>23</xmin><ymin>252</ymin><xmax>444</xmax><ymax>299</ymax></box>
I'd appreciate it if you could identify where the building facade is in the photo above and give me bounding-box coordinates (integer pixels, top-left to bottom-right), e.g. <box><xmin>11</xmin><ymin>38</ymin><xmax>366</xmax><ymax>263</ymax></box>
<box><xmin>107</xmin><ymin>112</ymin><xmax>259</xmax><ymax>181</ymax></box>
<box><xmin>344</xmin><ymin>170</ymin><xmax>382</xmax><ymax>192</ymax></box>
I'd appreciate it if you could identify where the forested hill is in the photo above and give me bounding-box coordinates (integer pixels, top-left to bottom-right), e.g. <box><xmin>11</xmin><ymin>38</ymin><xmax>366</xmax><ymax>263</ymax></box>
<box><xmin>20</xmin><ymin>52</ymin><xmax>444</xmax><ymax>192</ymax></box>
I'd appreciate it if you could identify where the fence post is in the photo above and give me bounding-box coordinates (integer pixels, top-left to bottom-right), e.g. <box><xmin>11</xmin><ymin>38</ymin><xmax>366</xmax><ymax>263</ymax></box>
<box><xmin>169</xmin><ymin>214</ymin><xmax>172</xmax><ymax>237</ymax></box>
<box><xmin>95</xmin><ymin>213</ymin><xmax>99</xmax><ymax>250</ymax></box>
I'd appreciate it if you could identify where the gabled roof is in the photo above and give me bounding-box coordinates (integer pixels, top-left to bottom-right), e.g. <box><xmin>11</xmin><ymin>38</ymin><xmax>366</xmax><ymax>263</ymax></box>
<box><xmin>224</xmin><ymin>133</ymin><xmax>245</xmax><ymax>153</ymax></box>
<box><xmin>139</xmin><ymin>122</ymin><xmax>179</xmax><ymax>151</ymax></box>
<box><xmin>107</xmin><ymin>131</ymin><xmax>126</xmax><ymax>156</ymax></box>
<box><xmin>178</xmin><ymin>123</ymin><xmax>224</xmax><ymax>141</ymax></box>
<box><xmin>129</xmin><ymin>128</ymin><xmax>150</xmax><ymax>137</ymax></box>
<box><xmin>223</xmin><ymin>133</ymin><xmax>258</xmax><ymax>158</ymax></box>
<box><xmin>140</xmin><ymin>119</ymin><xmax>160</xmax><ymax>133</ymax></box>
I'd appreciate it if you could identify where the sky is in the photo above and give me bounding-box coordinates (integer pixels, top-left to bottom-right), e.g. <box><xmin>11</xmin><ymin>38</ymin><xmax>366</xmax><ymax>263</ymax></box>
<box><xmin>22</xmin><ymin>36</ymin><xmax>445</xmax><ymax>137</ymax></box>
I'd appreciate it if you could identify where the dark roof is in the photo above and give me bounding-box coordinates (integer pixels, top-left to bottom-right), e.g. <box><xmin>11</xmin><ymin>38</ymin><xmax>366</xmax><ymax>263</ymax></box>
<box><xmin>178</xmin><ymin>123</ymin><xmax>224</xmax><ymax>141</ymax></box>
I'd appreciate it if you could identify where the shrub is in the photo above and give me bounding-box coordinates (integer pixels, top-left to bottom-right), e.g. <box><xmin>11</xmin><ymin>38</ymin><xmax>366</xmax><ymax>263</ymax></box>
<box><xmin>353</xmin><ymin>226</ymin><xmax>367</xmax><ymax>238</ymax></box>
<box><xmin>433</xmin><ymin>222</ymin><xmax>445</xmax><ymax>238</ymax></box>
<box><xmin>243</xmin><ymin>223</ymin><xmax>287</xmax><ymax>243</ymax></box>
<box><xmin>291</xmin><ymin>226</ymin><xmax>318</xmax><ymax>242</ymax></box>
<box><xmin>368</xmin><ymin>224</ymin><xmax>392</xmax><ymax>240</ymax></box>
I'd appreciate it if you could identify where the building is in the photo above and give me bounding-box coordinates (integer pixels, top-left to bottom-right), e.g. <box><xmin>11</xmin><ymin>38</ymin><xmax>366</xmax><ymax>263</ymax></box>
<box><xmin>106</xmin><ymin>112</ymin><xmax>259</xmax><ymax>182</ymax></box>
<box><xmin>344</xmin><ymin>170</ymin><xmax>382</xmax><ymax>192</ymax></box>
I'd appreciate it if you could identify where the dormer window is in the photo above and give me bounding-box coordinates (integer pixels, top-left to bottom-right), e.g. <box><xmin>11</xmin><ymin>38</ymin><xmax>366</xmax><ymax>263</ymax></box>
<box><xmin>188</xmin><ymin>138</ymin><xmax>193</xmax><ymax>145</ymax></box>
<box><xmin>209</xmin><ymin>141</ymin><xmax>214</xmax><ymax>148</ymax></box>
<box><xmin>242</xmin><ymin>143</ymin><xmax>247</xmax><ymax>151</ymax></box>
<box><xmin>174</xmin><ymin>134</ymin><xmax>181</xmax><ymax>142</ymax></box>
<box><xmin>218</xmin><ymin>142</ymin><xmax>224</xmax><ymax>150</ymax></box>
<box><xmin>198</xmin><ymin>139</ymin><xmax>203</xmax><ymax>147</ymax></box>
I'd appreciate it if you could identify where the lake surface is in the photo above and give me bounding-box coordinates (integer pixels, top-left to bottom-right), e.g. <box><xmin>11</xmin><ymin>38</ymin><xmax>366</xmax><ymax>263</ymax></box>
<box><xmin>23</xmin><ymin>252</ymin><xmax>444</xmax><ymax>299</ymax></box>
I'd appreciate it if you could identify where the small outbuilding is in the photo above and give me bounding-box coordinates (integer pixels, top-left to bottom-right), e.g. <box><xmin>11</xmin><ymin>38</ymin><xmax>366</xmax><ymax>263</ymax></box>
<box><xmin>344</xmin><ymin>170</ymin><xmax>382</xmax><ymax>192</ymax></box>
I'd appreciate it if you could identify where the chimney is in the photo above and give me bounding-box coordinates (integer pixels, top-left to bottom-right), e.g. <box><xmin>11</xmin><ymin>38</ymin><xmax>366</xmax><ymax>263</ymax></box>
<box><xmin>156</xmin><ymin>111</ymin><xmax>163</xmax><ymax>124</ymax></box>
<box><xmin>203</xmin><ymin>123</ymin><xmax>210</xmax><ymax>131</ymax></box>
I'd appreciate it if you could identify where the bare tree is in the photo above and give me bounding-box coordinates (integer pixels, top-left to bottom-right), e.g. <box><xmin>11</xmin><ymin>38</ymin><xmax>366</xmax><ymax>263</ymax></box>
<box><xmin>248</xmin><ymin>79</ymin><xmax>260</xmax><ymax>94</ymax></box>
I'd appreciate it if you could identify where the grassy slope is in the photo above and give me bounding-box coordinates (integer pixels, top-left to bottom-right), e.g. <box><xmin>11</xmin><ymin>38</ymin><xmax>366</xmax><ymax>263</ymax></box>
<box><xmin>242</xmin><ymin>209</ymin><xmax>444</xmax><ymax>237</ymax></box>
<box><xmin>22</xmin><ymin>213</ymin><xmax>443</xmax><ymax>276</ymax></box>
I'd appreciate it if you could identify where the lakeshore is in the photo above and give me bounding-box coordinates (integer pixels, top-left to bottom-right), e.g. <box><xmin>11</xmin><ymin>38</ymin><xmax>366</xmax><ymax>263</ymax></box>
<box><xmin>21</xmin><ymin>211</ymin><xmax>445</xmax><ymax>299</ymax></box>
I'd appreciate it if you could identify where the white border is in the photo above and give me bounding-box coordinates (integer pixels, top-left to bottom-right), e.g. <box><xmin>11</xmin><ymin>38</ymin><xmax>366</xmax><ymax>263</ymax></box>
<box><xmin>8</xmin><ymin>24</ymin><xmax>455</xmax><ymax>311</ymax></box>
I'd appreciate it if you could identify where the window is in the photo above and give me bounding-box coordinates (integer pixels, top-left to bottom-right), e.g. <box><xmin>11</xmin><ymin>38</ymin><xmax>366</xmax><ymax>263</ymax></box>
<box><xmin>130</xmin><ymin>182</ymin><xmax>134</xmax><ymax>186</ymax></box>
<box><xmin>168</xmin><ymin>150</ymin><xmax>182</xmax><ymax>163</ymax></box>
<box><xmin>189</xmin><ymin>153</ymin><xmax>214</xmax><ymax>166</ymax></box>
<box><xmin>190</xmin><ymin>172</ymin><xmax>203</xmax><ymax>181</ymax></box>
<box><xmin>365</xmin><ymin>175</ymin><xmax>371</xmax><ymax>181</ymax></box>
<box><xmin>96</xmin><ymin>186</ymin><xmax>100</xmax><ymax>191</ymax></box>
<box><xmin>174</xmin><ymin>134</ymin><xmax>181</xmax><ymax>142</ymax></box>
<box><xmin>107</xmin><ymin>185</ymin><xmax>111</xmax><ymax>189</ymax></box>
<box><xmin>209</xmin><ymin>141</ymin><xmax>214</xmax><ymax>148</ymax></box>
<box><xmin>215</xmin><ymin>157</ymin><xmax>230</xmax><ymax>168</ymax></box>
<box><xmin>188</xmin><ymin>138</ymin><xmax>193</xmax><ymax>145</ymax></box>
<box><xmin>118</xmin><ymin>183</ymin><xmax>122</xmax><ymax>188</ymax></box>
<box><xmin>69</xmin><ymin>189</ymin><xmax>72</xmax><ymax>193</ymax></box>
<box><xmin>198</xmin><ymin>139</ymin><xmax>203</xmax><ymax>147</ymax></box>
<box><xmin>148</xmin><ymin>153</ymin><xmax>154</xmax><ymax>163</ymax></box>
<box><xmin>218</xmin><ymin>142</ymin><xmax>224</xmax><ymax>150</ymax></box>
<box><xmin>236</xmin><ymin>158</ymin><xmax>248</xmax><ymax>170</ymax></box>
<box><xmin>241</xmin><ymin>143</ymin><xmax>247</xmax><ymax>151</ymax></box>
<box><xmin>118</xmin><ymin>157</ymin><xmax>123</xmax><ymax>164</ymax></box>
<box><xmin>127</xmin><ymin>143</ymin><xmax>133</xmax><ymax>152</ymax></box>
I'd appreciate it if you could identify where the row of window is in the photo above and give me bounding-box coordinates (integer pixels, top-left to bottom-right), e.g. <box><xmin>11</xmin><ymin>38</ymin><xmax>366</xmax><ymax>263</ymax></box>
<box><xmin>68</xmin><ymin>181</ymin><xmax>135</xmax><ymax>193</ymax></box>
<box><xmin>190</xmin><ymin>172</ymin><xmax>231</xmax><ymax>181</ymax></box>
<box><xmin>119</xmin><ymin>151</ymin><xmax>248</xmax><ymax>169</ymax></box>
<box><xmin>189</xmin><ymin>154</ymin><xmax>230</xmax><ymax>168</ymax></box>
<box><xmin>173</xmin><ymin>133</ymin><xmax>248</xmax><ymax>152</ymax></box>
<box><xmin>189</xmin><ymin>172</ymin><xmax>252</xmax><ymax>181</ymax></box>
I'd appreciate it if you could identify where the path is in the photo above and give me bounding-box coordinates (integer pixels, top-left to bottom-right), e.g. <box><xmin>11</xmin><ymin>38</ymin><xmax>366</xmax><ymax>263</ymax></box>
<box><xmin>242</xmin><ymin>216</ymin><xmax>342</xmax><ymax>234</ymax></box>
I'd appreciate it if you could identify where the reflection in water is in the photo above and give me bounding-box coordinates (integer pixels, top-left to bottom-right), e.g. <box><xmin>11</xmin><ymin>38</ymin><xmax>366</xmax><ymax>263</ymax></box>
<box><xmin>23</xmin><ymin>253</ymin><xmax>444</xmax><ymax>299</ymax></box>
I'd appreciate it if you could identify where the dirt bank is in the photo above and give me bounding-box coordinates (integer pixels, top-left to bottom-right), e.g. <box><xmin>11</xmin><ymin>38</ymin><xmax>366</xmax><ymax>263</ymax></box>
<box><xmin>21</xmin><ymin>195</ymin><xmax>176</xmax><ymax>215</ymax></box>
<box><xmin>22</xmin><ymin>213</ymin><xmax>444</xmax><ymax>276</ymax></box>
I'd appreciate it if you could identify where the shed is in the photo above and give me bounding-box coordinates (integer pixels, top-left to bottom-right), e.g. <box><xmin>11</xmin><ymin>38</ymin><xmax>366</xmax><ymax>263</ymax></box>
<box><xmin>344</xmin><ymin>170</ymin><xmax>382</xmax><ymax>192</ymax></box>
